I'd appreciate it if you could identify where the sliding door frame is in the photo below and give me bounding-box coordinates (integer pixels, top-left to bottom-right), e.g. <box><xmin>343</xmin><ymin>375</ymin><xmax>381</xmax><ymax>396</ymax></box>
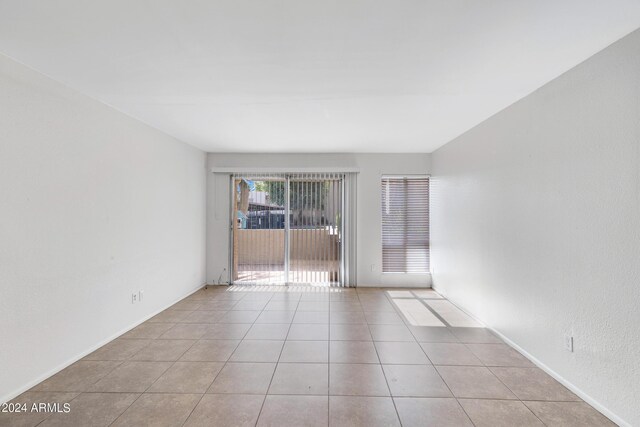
<box><xmin>340</xmin><ymin>176</ymin><xmax>345</xmax><ymax>284</ymax></box>
<box><xmin>227</xmin><ymin>175</ymin><xmax>235</xmax><ymax>285</ymax></box>
<box><xmin>284</xmin><ymin>177</ymin><xmax>291</xmax><ymax>282</ymax></box>
<box><xmin>229</xmin><ymin>173</ymin><xmax>348</xmax><ymax>286</ymax></box>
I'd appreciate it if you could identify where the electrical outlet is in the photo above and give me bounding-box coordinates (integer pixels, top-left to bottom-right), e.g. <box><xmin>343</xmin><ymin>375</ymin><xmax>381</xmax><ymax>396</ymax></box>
<box><xmin>564</xmin><ymin>335</ymin><xmax>574</xmax><ymax>352</ymax></box>
<box><xmin>131</xmin><ymin>293</ymin><xmax>138</xmax><ymax>304</ymax></box>
<box><xmin>139</xmin><ymin>290</ymin><xmax>144</xmax><ymax>302</ymax></box>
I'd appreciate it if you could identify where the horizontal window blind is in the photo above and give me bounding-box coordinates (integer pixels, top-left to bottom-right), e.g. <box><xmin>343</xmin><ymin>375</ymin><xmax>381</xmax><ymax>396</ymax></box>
<box><xmin>381</xmin><ymin>176</ymin><xmax>430</xmax><ymax>273</ymax></box>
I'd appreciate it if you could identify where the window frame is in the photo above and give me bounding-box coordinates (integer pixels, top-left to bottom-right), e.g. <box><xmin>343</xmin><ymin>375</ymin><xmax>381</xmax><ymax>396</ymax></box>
<box><xmin>380</xmin><ymin>175</ymin><xmax>430</xmax><ymax>274</ymax></box>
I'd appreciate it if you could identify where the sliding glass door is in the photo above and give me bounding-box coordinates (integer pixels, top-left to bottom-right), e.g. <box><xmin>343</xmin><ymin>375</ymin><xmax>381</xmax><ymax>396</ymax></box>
<box><xmin>288</xmin><ymin>174</ymin><xmax>342</xmax><ymax>284</ymax></box>
<box><xmin>231</xmin><ymin>175</ymin><xmax>287</xmax><ymax>284</ymax></box>
<box><xmin>231</xmin><ymin>173</ymin><xmax>344</xmax><ymax>286</ymax></box>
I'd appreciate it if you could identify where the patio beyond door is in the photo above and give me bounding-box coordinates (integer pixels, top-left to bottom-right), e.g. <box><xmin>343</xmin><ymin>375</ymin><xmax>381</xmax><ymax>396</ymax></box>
<box><xmin>231</xmin><ymin>173</ymin><xmax>343</xmax><ymax>286</ymax></box>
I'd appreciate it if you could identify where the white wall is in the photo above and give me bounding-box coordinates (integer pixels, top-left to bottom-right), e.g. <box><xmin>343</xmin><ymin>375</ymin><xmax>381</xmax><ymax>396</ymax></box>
<box><xmin>430</xmin><ymin>29</ymin><xmax>640</xmax><ymax>426</ymax></box>
<box><xmin>206</xmin><ymin>153</ymin><xmax>431</xmax><ymax>287</ymax></box>
<box><xmin>0</xmin><ymin>54</ymin><xmax>207</xmax><ymax>403</ymax></box>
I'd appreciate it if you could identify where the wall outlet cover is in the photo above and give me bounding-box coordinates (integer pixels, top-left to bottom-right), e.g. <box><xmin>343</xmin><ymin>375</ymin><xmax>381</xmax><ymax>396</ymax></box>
<box><xmin>564</xmin><ymin>335</ymin><xmax>574</xmax><ymax>352</ymax></box>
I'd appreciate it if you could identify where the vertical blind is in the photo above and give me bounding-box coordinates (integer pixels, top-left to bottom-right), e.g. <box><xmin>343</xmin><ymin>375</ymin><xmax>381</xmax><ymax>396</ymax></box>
<box><xmin>231</xmin><ymin>173</ymin><xmax>344</xmax><ymax>286</ymax></box>
<box><xmin>381</xmin><ymin>176</ymin><xmax>430</xmax><ymax>273</ymax></box>
<box><xmin>288</xmin><ymin>173</ymin><xmax>343</xmax><ymax>285</ymax></box>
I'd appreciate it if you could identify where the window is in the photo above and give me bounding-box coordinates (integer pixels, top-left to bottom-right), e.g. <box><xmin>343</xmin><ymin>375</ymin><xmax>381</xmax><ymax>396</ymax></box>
<box><xmin>381</xmin><ymin>176</ymin><xmax>430</xmax><ymax>273</ymax></box>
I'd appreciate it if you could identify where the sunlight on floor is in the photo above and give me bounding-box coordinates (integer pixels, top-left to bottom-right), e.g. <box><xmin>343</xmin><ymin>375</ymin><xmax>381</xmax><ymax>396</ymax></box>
<box><xmin>382</xmin><ymin>289</ymin><xmax>482</xmax><ymax>328</ymax></box>
<box><xmin>412</xmin><ymin>289</ymin><xmax>444</xmax><ymax>299</ymax></box>
<box><xmin>221</xmin><ymin>286</ymin><xmax>483</xmax><ymax>327</ymax></box>
<box><xmin>425</xmin><ymin>300</ymin><xmax>482</xmax><ymax>327</ymax></box>
<box><xmin>392</xmin><ymin>299</ymin><xmax>446</xmax><ymax>327</ymax></box>
<box><xmin>226</xmin><ymin>285</ymin><xmax>347</xmax><ymax>293</ymax></box>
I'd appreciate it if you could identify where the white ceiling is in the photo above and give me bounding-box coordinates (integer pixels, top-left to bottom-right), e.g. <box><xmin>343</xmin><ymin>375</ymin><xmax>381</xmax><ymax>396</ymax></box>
<box><xmin>1</xmin><ymin>1</ymin><xmax>640</xmax><ymax>153</ymax></box>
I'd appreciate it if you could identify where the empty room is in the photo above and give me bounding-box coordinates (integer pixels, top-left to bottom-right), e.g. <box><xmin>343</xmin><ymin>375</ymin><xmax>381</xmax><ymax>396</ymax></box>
<box><xmin>1</xmin><ymin>1</ymin><xmax>639</xmax><ymax>426</ymax></box>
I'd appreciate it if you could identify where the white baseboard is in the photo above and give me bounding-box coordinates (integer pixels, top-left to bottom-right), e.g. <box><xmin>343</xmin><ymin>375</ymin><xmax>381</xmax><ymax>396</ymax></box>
<box><xmin>433</xmin><ymin>286</ymin><xmax>629</xmax><ymax>427</ymax></box>
<box><xmin>1</xmin><ymin>283</ymin><xmax>205</xmax><ymax>404</ymax></box>
<box><xmin>208</xmin><ymin>282</ymin><xmax>431</xmax><ymax>289</ymax></box>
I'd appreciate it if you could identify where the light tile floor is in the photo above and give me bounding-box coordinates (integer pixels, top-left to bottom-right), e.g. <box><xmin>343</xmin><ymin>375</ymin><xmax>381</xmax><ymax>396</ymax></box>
<box><xmin>0</xmin><ymin>287</ymin><xmax>616</xmax><ymax>427</ymax></box>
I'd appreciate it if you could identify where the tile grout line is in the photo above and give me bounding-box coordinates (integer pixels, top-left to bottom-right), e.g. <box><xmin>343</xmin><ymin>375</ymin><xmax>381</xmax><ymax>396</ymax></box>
<box><xmin>178</xmin><ymin>287</ymin><xmax>257</xmax><ymax>426</ymax></box>
<box><xmin>478</xmin><ymin>363</ymin><xmax>550</xmax><ymax>427</ymax></box>
<box><xmin>362</xmin><ymin>290</ymin><xmax>403</xmax><ymax>427</ymax></box>
<box><xmin>13</xmin><ymin>390</ymin><xmax>579</xmax><ymax>400</ymax></box>
<box><xmin>143</xmin><ymin>289</ymin><xmax>248</xmax><ymax>427</ymax></box>
<box><xmin>157</xmin><ymin>289</ymin><xmax>243</xmax><ymax>426</ymax></box>
<box><xmin>35</xmin><ymin>294</ymin><xmax>218</xmax><ymax>426</ymax></box>
<box><xmin>253</xmin><ymin>288</ymin><xmax>300</xmax><ymax>427</ymax></box>
<box><xmin>408</xmin><ymin>289</ymin><xmax>546</xmax><ymax>426</ymax></box>
<box><xmin>176</xmin><ymin>290</ymin><xmax>243</xmax><ymax>427</ymax></box>
<box><xmin>218</xmin><ymin>289</ymin><xmax>276</xmax><ymax>426</ymax></box>
<box><xmin>407</xmin><ymin>290</ymin><xmax>479</xmax><ymax>427</ymax></box>
<box><xmin>414</xmin><ymin>295</ymin><xmax>452</xmax><ymax>328</ymax></box>
<box><xmin>14</xmin><ymin>287</ymin><xmax>586</xmax><ymax>427</ymax></box>
<box><xmin>327</xmin><ymin>292</ymin><xmax>332</xmax><ymax>427</ymax></box>
<box><xmin>32</xmin><ymin>355</ymin><xmax>131</xmax><ymax>425</ymax></box>
<box><xmin>104</xmin><ymin>307</ymin><xmax>209</xmax><ymax>427</ymax></box>
<box><xmin>440</xmin><ymin>321</ymin><xmax>551</xmax><ymax>426</ymax></box>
